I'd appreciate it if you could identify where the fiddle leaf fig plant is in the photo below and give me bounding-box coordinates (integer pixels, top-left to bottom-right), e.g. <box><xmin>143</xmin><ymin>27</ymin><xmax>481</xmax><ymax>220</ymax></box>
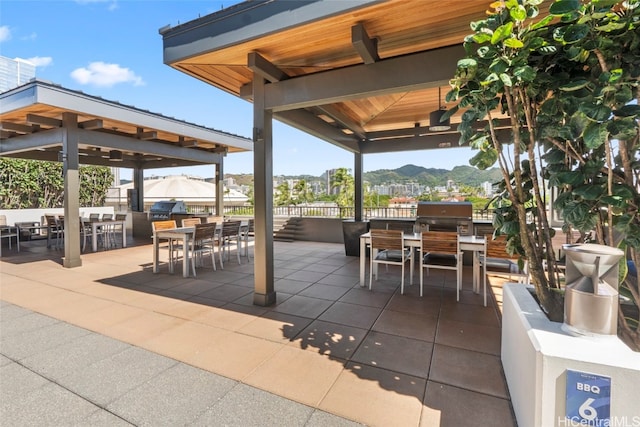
<box><xmin>447</xmin><ymin>0</ymin><xmax>640</xmax><ymax>348</ymax></box>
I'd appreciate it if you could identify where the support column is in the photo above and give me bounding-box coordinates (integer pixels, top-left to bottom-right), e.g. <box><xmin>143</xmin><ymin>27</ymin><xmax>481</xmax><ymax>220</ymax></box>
<box><xmin>252</xmin><ymin>75</ymin><xmax>276</xmax><ymax>306</ymax></box>
<box><xmin>354</xmin><ymin>151</ymin><xmax>363</xmax><ymax>222</ymax></box>
<box><xmin>215</xmin><ymin>160</ymin><xmax>224</xmax><ymax>216</ymax></box>
<box><xmin>133</xmin><ymin>167</ymin><xmax>144</xmax><ymax>212</ymax></box>
<box><xmin>62</xmin><ymin>112</ymin><xmax>82</xmax><ymax>268</ymax></box>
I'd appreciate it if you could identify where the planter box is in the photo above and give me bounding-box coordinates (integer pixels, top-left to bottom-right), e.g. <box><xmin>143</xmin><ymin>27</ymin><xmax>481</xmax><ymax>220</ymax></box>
<box><xmin>502</xmin><ymin>283</ymin><xmax>640</xmax><ymax>427</ymax></box>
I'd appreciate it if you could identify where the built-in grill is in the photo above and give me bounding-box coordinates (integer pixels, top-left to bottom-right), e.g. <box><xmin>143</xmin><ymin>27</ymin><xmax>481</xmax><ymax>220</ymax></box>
<box><xmin>148</xmin><ymin>200</ymin><xmax>188</xmax><ymax>220</ymax></box>
<box><xmin>415</xmin><ymin>202</ymin><xmax>473</xmax><ymax>236</ymax></box>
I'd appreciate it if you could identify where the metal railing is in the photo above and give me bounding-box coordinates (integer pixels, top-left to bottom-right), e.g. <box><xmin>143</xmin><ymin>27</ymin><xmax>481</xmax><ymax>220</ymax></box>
<box><xmin>218</xmin><ymin>205</ymin><xmax>495</xmax><ymax>221</ymax></box>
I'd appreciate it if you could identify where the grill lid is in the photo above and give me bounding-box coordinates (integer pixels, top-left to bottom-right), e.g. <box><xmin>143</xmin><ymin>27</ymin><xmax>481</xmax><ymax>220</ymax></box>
<box><xmin>416</xmin><ymin>202</ymin><xmax>472</xmax><ymax>219</ymax></box>
<box><xmin>149</xmin><ymin>200</ymin><xmax>187</xmax><ymax>213</ymax></box>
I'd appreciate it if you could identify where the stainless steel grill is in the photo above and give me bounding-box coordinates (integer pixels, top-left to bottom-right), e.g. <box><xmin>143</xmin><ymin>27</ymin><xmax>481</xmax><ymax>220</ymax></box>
<box><xmin>148</xmin><ymin>200</ymin><xmax>188</xmax><ymax>220</ymax></box>
<box><xmin>415</xmin><ymin>202</ymin><xmax>473</xmax><ymax>236</ymax></box>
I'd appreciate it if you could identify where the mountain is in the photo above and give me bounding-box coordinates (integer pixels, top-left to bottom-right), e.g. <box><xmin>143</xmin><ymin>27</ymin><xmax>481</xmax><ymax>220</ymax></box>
<box><xmin>363</xmin><ymin>164</ymin><xmax>502</xmax><ymax>187</ymax></box>
<box><xmin>226</xmin><ymin>164</ymin><xmax>502</xmax><ymax>188</ymax></box>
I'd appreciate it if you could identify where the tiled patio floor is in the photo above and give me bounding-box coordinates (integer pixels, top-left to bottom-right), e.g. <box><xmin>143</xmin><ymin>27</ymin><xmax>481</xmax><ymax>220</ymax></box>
<box><xmin>0</xmin><ymin>236</ymin><xmax>517</xmax><ymax>426</ymax></box>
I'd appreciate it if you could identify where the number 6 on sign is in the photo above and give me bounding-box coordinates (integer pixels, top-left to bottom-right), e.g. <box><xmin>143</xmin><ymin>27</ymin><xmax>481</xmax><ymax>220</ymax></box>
<box><xmin>566</xmin><ymin>370</ymin><xmax>611</xmax><ymax>423</ymax></box>
<box><xmin>579</xmin><ymin>398</ymin><xmax>597</xmax><ymax>421</ymax></box>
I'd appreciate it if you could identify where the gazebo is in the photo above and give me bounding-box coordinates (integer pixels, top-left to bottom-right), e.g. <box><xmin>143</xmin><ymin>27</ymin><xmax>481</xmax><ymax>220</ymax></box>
<box><xmin>0</xmin><ymin>79</ymin><xmax>252</xmax><ymax>267</ymax></box>
<box><xmin>159</xmin><ymin>0</ymin><xmax>512</xmax><ymax>305</ymax></box>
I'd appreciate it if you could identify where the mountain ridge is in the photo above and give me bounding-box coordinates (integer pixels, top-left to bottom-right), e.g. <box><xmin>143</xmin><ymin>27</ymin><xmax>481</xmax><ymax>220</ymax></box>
<box><xmin>227</xmin><ymin>164</ymin><xmax>502</xmax><ymax>188</ymax></box>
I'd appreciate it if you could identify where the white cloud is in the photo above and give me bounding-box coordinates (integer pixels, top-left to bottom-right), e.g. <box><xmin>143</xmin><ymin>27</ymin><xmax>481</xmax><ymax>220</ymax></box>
<box><xmin>70</xmin><ymin>62</ymin><xmax>144</xmax><ymax>87</ymax></box>
<box><xmin>75</xmin><ymin>0</ymin><xmax>118</xmax><ymax>11</ymax></box>
<box><xmin>0</xmin><ymin>26</ymin><xmax>11</xmax><ymax>42</ymax></box>
<box><xmin>25</xmin><ymin>56</ymin><xmax>52</xmax><ymax>68</ymax></box>
<box><xmin>21</xmin><ymin>32</ymin><xmax>37</xmax><ymax>41</ymax></box>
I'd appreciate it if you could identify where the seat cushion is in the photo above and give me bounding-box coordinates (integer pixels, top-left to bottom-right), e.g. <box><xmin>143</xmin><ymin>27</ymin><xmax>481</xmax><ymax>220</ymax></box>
<box><xmin>423</xmin><ymin>253</ymin><xmax>457</xmax><ymax>266</ymax></box>
<box><xmin>375</xmin><ymin>249</ymin><xmax>410</xmax><ymax>261</ymax></box>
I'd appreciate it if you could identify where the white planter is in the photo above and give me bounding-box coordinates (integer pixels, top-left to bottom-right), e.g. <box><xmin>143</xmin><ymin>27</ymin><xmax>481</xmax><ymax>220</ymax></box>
<box><xmin>501</xmin><ymin>283</ymin><xmax>640</xmax><ymax>427</ymax></box>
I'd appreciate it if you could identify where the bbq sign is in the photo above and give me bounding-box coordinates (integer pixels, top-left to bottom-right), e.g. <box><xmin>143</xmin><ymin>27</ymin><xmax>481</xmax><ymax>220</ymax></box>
<box><xmin>566</xmin><ymin>370</ymin><xmax>611</xmax><ymax>425</ymax></box>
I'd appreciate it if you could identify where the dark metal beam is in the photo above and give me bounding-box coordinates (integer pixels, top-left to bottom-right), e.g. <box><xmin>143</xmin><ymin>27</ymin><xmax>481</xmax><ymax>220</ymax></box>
<box><xmin>0</xmin><ymin>128</ymin><xmax>62</xmax><ymax>154</ymax></box>
<box><xmin>26</xmin><ymin>113</ymin><xmax>62</xmax><ymax>127</ymax></box>
<box><xmin>1</xmin><ymin>121</ymin><xmax>39</xmax><ymax>134</ymax></box>
<box><xmin>264</xmin><ymin>45</ymin><xmax>465</xmax><ymax>112</ymax></box>
<box><xmin>312</xmin><ymin>106</ymin><xmax>367</xmax><ymax>141</ymax></box>
<box><xmin>248</xmin><ymin>52</ymin><xmax>288</xmax><ymax>83</ymax></box>
<box><xmin>361</xmin><ymin>134</ymin><xmax>465</xmax><ymax>154</ymax></box>
<box><xmin>273</xmin><ymin>109</ymin><xmax>361</xmax><ymax>153</ymax></box>
<box><xmin>352</xmin><ymin>23</ymin><xmax>379</xmax><ymax>64</ymax></box>
<box><xmin>75</xmin><ymin>128</ymin><xmax>222</xmax><ymax>163</ymax></box>
<box><xmin>361</xmin><ymin>128</ymin><xmax>512</xmax><ymax>153</ymax></box>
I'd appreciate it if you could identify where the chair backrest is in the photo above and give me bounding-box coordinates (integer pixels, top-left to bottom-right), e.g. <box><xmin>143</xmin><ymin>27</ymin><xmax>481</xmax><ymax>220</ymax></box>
<box><xmin>44</xmin><ymin>214</ymin><xmax>58</xmax><ymax>226</ymax></box>
<box><xmin>484</xmin><ymin>234</ymin><xmax>516</xmax><ymax>260</ymax></box>
<box><xmin>222</xmin><ymin>220</ymin><xmax>241</xmax><ymax>237</ymax></box>
<box><xmin>421</xmin><ymin>231</ymin><xmax>458</xmax><ymax>255</ymax></box>
<box><xmin>248</xmin><ymin>218</ymin><xmax>255</xmax><ymax>232</ymax></box>
<box><xmin>205</xmin><ymin>216</ymin><xmax>224</xmax><ymax>224</ymax></box>
<box><xmin>89</xmin><ymin>213</ymin><xmax>100</xmax><ymax>220</ymax></box>
<box><xmin>115</xmin><ymin>213</ymin><xmax>127</xmax><ymax>221</ymax></box>
<box><xmin>370</xmin><ymin>229</ymin><xmax>404</xmax><ymax>251</ymax></box>
<box><xmin>102</xmin><ymin>213</ymin><xmax>113</xmax><ymax>221</ymax></box>
<box><xmin>194</xmin><ymin>223</ymin><xmax>217</xmax><ymax>241</ymax></box>
<box><xmin>181</xmin><ymin>218</ymin><xmax>201</xmax><ymax>227</ymax></box>
<box><xmin>152</xmin><ymin>220</ymin><xmax>177</xmax><ymax>232</ymax></box>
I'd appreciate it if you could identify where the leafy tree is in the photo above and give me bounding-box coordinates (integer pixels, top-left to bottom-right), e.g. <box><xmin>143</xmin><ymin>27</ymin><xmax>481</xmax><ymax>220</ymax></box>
<box><xmin>292</xmin><ymin>179</ymin><xmax>314</xmax><ymax>205</ymax></box>
<box><xmin>0</xmin><ymin>159</ymin><xmax>114</xmax><ymax>208</ymax></box>
<box><xmin>330</xmin><ymin>167</ymin><xmax>355</xmax><ymax>217</ymax></box>
<box><xmin>447</xmin><ymin>0</ymin><xmax>639</xmax><ymax>346</ymax></box>
<box><xmin>274</xmin><ymin>181</ymin><xmax>291</xmax><ymax>206</ymax></box>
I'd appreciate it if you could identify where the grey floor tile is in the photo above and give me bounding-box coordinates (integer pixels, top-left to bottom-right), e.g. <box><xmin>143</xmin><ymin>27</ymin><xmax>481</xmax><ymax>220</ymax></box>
<box><xmin>271</xmin><ymin>295</ymin><xmax>333</xmax><ymax>319</ymax></box>
<box><xmin>429</xmin><ymin>344</ymin><xmax>509</xmax><ymax>399</ymax></box>
<box><xmin>77</xmin><ymin>409</ymin><xmax>135</xmax><ymax>426</ymax></box>
<box><xmin>275</xmin><ymin>278</ymin><xmax>313</xmax><ymax>294</ymax></box>
<box><xmin>317</xmin><ymin>274</ymin><xmax>360</xmax><ymax>288</ymax></box>
<box><xmin>60</xmin><ymin>346</ymin><xmax>177</xmax><ymax>406</ymax></box>
<box><xmin>290</xmin><ymin>319</ymin><xmax>367</xmax><ymax>360</ymax></box>
<box><xmin>372</xmin><ymin>309</ymin><xmax>438</xmax><ymax>342</ymax></box>
<box><xmin>422</xmin><ymin>381</ymin><xmax>516</xmax><ymax>427</ymax></box>
<box><xmin>0</xmin><ymin>303</ymin><xmax>34</xmax><ymax>322</ymax></box>
<box><xmin>108</xmin><ymin>363</ymin><xmax>237</xmax><ymax>427</ymax></box>
<box><xmin>21</xmin><ymin>332</ymin><xmax>131</xmax><ymax>381</ymax></box>
<box><xmin>1</xmin><ymin>381</ymin><xmax>100</xmax><ymax>427</ymax></box>
<box><xmin>0</xmin><ymin>310</ymin><xmax>58</xmax><ymax>336</ymax></box>
<box><xmin>351</xmin><ymin>331</ymin><xmax>433</xmax><ymax>379</ymax></box>
<box><xmin>189</xmin><ymin>383</ymin><xmax>314</xmax><ymax>427</ymax></box>
<box><xmin>305</xmin><ymin>410</ymin><xmax>365</xmax><ymax>426</ymax></box>
<box><xmin>0</xmin><ymin>363</ymin><xmax>50</xmax><ymax>401</ymax></box>
<box><xmin>1</xmin><ymin>320</ymin><xmax>91</xmax><ymax>360</ymax></box>
<box><xmin>299</xmin><ymin>283</ymin><xmax>350</xmax><ymax>301</ymax></box>
<box><xmin>318</xmin><ymin>301</ymin><xmax>382</xmax><ymax>330</ymax></box>
<box><xmin>0</xmin><ymin>354</ymin><xmax>12</xmax><ymax>367</ymax></box>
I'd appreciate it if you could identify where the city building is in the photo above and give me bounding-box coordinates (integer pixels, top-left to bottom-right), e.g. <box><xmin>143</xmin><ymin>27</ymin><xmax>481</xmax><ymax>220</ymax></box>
<box><xmin>0</xmin><ymin>56</ymin><xmax>35</xmax><ymax>93</ymax></box>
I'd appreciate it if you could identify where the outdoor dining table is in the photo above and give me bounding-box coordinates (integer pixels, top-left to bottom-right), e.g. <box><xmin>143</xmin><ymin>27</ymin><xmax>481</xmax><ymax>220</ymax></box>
<box><xmin>0</xmin><ymin>225</ymin><xmax>20</xmax><ymax>256</ymax></box>
<box><xmin>358</xmin><ymin>232</ymin><xmax>486</xmax><ymax>293</ymax></box>
<box><xmin>153</xmin><ymin>226</ymin><xmax>195</xmax><ymax>278</ymax></box>
<box><xmin>86</xmin><ymin>219</ymin><xmax>127</xmax><ymax>252</ymax></box>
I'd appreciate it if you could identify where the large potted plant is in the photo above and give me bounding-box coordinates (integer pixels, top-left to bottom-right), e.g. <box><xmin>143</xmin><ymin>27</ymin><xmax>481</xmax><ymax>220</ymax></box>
<box><xmin>446</xmin><ymin>0</ymin><xmax>640</xmax><ymax>424</ymax></box>
<box><xmin>446</xmin><ymin>0</ymin><xmax>639</xmax><ymax>347</ymax></box>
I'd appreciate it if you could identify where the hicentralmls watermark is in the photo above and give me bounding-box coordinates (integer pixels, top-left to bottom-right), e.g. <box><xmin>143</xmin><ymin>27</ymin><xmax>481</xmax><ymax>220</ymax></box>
<box><xmin>558</xmin><ymin>416</ymin><xmax>640</xmax><ymax>427</ymax></box>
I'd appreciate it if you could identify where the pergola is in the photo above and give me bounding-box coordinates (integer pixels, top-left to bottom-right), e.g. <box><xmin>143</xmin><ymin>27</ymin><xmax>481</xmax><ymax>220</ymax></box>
<box><xmin>0</xmin><ymin>79</ymin><xmax>252</xmax><ymax>267</ymax></box>
<box><xmin>160</xmin><ymin>0</ymin><xmax>514</xmax><ymax>305</ymax></box>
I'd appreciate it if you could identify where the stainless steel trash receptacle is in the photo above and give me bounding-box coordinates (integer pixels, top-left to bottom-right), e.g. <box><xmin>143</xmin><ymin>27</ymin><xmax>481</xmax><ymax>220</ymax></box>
<box><xmin>563</xmin><ymin>243</ymin><xmax>624</xmax><ymax>336</ymax></box>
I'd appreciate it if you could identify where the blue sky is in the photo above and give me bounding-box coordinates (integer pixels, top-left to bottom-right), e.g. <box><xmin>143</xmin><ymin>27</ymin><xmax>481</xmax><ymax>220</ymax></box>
<box><xmin>0</xmin><ymin>0</ymin><xmax>476</xmax><ymax>179</ymax></box>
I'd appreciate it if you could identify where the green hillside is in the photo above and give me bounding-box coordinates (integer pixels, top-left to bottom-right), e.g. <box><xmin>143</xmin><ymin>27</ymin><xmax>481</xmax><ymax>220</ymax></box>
<box><xmin>226</xmin><ymin>164</ymin><xmax>502</xmax><ymax>188</ymax></box>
